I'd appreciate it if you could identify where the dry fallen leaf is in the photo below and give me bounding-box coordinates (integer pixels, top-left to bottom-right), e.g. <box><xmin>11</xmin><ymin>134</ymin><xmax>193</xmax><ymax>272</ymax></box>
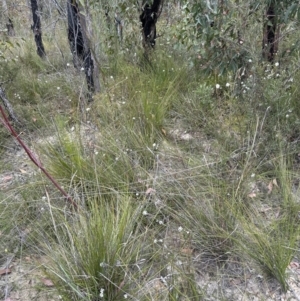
<box><xmin>0</xmin><ymin>268</ymin><xmax>11</xmax><ymax>276</ymax></box>
<box><xmin>267</xmin><ymin>181</ymin><xmax>273</xmax><ymax>194</ymax></box>
<box><xmin>145</xmin><ymin>188</ymin><xmax>156</xmax><ymax>196</ymax></box>
<box><xmin>268</xmin><ymin>179</ymin><xmax>279</xmax><ymax>194</ymax></box>
<box><xmin>41</xmin><ymin>278</ymin><xmax>54</xmax><ymax>287</ymax></box>
<box><xmin>289</xmin><ymin>261</ymin><xmax>299</xmax><ymax>269</ymax></box>
<box><xmin>248</xmin><ymin>192</ymin><xmax>256</xmax><ymax>198</ymax></box>
<box><xmin>2</xmin><ymin>175</ymin><xmax>13</xmax><ymax>182</ymax></box>
<box><xmin>180</xmin><ymin>248</ymin><xmax>193</xmax><ymax>255</ymax></box>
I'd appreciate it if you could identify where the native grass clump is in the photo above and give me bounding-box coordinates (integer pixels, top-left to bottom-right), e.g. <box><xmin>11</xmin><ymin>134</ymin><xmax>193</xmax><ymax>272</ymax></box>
<box><xmin>2</xmin><ymin>1</ymin><xmax>300</xmax><ymax>300</ymax></box>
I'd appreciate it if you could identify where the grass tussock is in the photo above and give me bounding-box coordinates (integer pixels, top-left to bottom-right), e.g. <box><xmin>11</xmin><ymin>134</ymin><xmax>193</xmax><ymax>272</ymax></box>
<box><xmin>2</xmin><ymin>4</ymin><xmax>300</xmax><ymax>300</ymax></box>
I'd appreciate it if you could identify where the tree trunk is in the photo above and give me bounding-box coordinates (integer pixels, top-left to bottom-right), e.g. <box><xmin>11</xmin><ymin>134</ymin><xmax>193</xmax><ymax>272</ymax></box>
<box><xmin>262</xmin><ymin>0</ymin><xmax>279</xmax><ymax>63</ymax></box>
<box><xmin>2</xmin><ymin>0</ymin><xmax>15</xmax><ymax>36</ymax></box>
<box><xmin>139</xmin><ymin>0</ymin><xmax>164</xmax><ymax>49</ymax></box>
<box><xmin>30</xmin><ymin>0</ymin><xmax>46</xmax><ymax>58</ymax></box>
<box><xmin>67</xmin><ymin>0</ymin><xmax>100</xmax><ymax>98</ymax></box>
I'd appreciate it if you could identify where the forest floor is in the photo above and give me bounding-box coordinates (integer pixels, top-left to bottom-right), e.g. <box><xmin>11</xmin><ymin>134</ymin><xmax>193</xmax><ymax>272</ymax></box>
<box><xmin>1</xmin><ymin>131</ymin><xmax>300</xmax><ymax>301</ymax></box>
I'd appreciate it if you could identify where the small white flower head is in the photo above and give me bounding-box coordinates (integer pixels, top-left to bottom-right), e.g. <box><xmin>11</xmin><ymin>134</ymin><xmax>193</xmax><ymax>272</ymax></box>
<box><xmin>158</xmin><ymin>220</ymin><xmax>164</xmax><ymax>225</ymax></box>
<box><xmin>142</xmin><ymin>210</ymin><xmax>148</xmax><ymax>216</ymax></box>
<box><xmin>276</xmin><ymin>73</ymin><xmax>280</xmax><ymax>77</ymax></box>
<box><xmin>248</xmin><ymin>59</ymin><xmax>252</xmax><ymax>63</ymax></box>
<box><xmin>57</xmin><ymin>87</ymin><xmax>60</xmax><ymax>90</ymax></box>
<box><xmin>99</xmin><ymin>288</ymin><xmax>104</xmax><ymax>298</ymax></box>
<box><xmin>275</xmin><ymin>62</ymin><xmax>279</xmax><ymax>67</ymax></box>
<box><xmin>132</xmin><ymin>117</ymin><xmax>136</xmax><ymax>120</ymax></box>
<box><xmin>289</xmin><ymin>78</ymin><xmax>294</xmax><ymax>82</ymax></box>
<box><xmin>154</xmin><ymin>239</ymin><xmax>158</xmax><ymax>243</ymax></box>
<box><xmin>225</xmin><ymin>82</ymin><xmax>230</xmax><ymax>87</ymax></box>
<box><xmin>178</xmin><ymin>226</ymin><xmax>183</xmax><ymax>232</ymax></box>
<box><xmin>80</xmin><ymin>67</ymin><xmax>85</xmax><ymax>71</ymax></box>
<box><xmin>216</xmin><ymin>83</ymin><xmax>221</xmax><ymax>89</ymax></box>
<box><xmin>251</xmin><ymin>173</ymin><xmax>255</xmax><ymax>178</ymax></box>
<box><xmin>286</xmin><ymin>114</ymin><xmax>289</xmax><ymax>118</ymax></box>
<box><xmin>110</xmin><ymin>75</ymin><xmax>114</xmax><ymax>79</ymax></box>
<box><xmin>86</xmin><ymin>107</ymin><xmax>91</xmax><ymax>112</ymax></box>
<box><xmin>124</xmin><ymin>294</ymin><xmax>128</xmax><ymax>299</ymax></box>
<box><xmin>94</xmin><ymin>151</ymin><xmax>99</xmax><ymax>155</ymax></box>
<box><xmin>66</xmin><ymin>63</ymin><xmax>70</xmax><ymax>67</ymax></box>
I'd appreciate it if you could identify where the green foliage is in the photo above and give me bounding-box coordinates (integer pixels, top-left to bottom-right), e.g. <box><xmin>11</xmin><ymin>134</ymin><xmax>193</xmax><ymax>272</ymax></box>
<box><xmin>42</xmin><ymin>197</ymin><xmax>148</xmax><ymax>301</ymax></box>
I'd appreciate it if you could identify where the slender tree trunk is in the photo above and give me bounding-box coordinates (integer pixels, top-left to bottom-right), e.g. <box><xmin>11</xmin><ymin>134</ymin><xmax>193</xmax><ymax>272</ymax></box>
<box><xmin>262</xmin><ymin>0</ymin><xmax>279</xmax><ymax>63</ymax></box>
<box><xmin>67</xmin><ymin>0</ymin><xmax>100</xmax><ymax>98</ymax></box>
<box><xmin>30</xmin><ymin>0</ymin><xmax>46</xmax><ymax>58</ymax></box>
<box><xmin>2</xmin><ymin>0</ymin><xmax>15</xmax><ymax>36</ymax></box>
<box><xmin>139</xmin><ymin>0</ymin><xmax>164</xmax><ymax>49</ymax></box>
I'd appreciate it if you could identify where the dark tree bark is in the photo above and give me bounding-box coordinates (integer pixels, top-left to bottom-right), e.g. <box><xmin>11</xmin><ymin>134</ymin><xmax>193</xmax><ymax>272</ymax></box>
<box><xmin>6</xmin><ymin>18</ymin><xmax>15</xmax><ymax>36</ymax></box>
<box><xmin>67</xmin><ymin>0</ymin><xmax>100</xmax><ymax>98</ymax></box>
<box><xmin>30</xmin><ymin>0</ymin><xmax>46</xmax><ymax>58</ymax></box>
<box><xmin>262</xmin><ymin>0</ymin><xmax>279</xmax><ymax>63</ymax></box>
<box><xmin>67</xmin><ymin>0</ymin><xmax>84</xmax><ymax>68</ymax></box>
<box><xmin>139</xmin><ymin>0</ymin><xmax>164</xmax><ymax>49</ymax></box>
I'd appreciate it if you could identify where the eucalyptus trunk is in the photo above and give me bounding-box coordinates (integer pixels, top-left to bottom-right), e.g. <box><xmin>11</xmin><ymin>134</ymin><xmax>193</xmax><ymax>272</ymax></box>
<box><xmin>67</xmin><ymin>0</ymin><xmax>100</xmax><ymax>98</ymax></box>
<box><xmin>262</xmin><ymin>0</ymin><xmax>279</xmax><ymax>63</ymax></box>
<box><xmin>139</xmin><ymin>0</ymin><xmax>164</xmax><ymax>49</ymax></box>
<box><xmin>2</xmin><ymin>0</ymin><xmax>15</xmax><ymax>36</ymax></box>
<box><xmin>30</xmin><ymin>0</ymin><xmax>46</xmax><ymax>58</ymax></box>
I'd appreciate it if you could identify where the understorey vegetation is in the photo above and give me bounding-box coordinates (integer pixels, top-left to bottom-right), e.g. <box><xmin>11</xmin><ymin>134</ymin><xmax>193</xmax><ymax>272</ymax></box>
<box><xmin>1</xmin><ymin>0</ymin><xmax>300</xmax><ymax>300</ymax></box>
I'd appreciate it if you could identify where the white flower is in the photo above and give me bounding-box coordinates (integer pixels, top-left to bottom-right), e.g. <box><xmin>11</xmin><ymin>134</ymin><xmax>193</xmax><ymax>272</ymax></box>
<box><xmin>251</xmin><ymin>173</ymin><xmax>255</xmax><ymax>178</ymax></box>
<box><xmin>248</xmin><ymin>59</ymin><xmax>252</xmax><ymax>63</ymax></box>
<box><xmin>110</xmin><ymin>75</ymin><xmax>114</xmax><ymax>79</ymax></box>
<box><xmin>99</xmin><ymin>288</ymin><xmax>104</xmax><ymax>298</ymax></box>
<box><xmin>57</xmin><ymin>87</ymin><xmax>60</xmax><ymax>90</ymax></box>
<box><xmin>286</xmin><ymin>114</ymin><xmax>289</xmax><ymax>118</ymax></box>
<box><xmin>178</xmin><ymin>226</ymin><xmax>183</xmax><ymax>232</ymax></box>
<box><xmin>81</xmin><ymin>67</ymin><xmax>85</xmax><ymax>71</ymax></box>
<box><xmin>225</xmin><ymin>83</ymin><xmax>230</xmax><ymax>87</ymax></box>
<box><xmin>216</xmin><ymin>84</ymin><xmax>221</xmax><ymax>89</ymax></box>
<box><xmin>142</xmin><ymin>210</ymin><xmax>148</xmax><ymax>216</ymax></box>
<box><xmin>86</xmin><ymin>108</ymin><xmax>91</xmax><ymax>112</ymax></box>
<box><xmin>275</xmin><ymin>62</ymin><xmax>279</xmax><ymax>67</ymax></box>
<box><xmin>124</xmin><ymin>294</ymin><xmax>128</xmax><ymax>299</ymax></box>
<box><xmin>158</xmin><ymin>220</ymin><xmax>163</xmax><ymax>225</ymax></box>
<box><xmin>66</xmin><ymin>63</ymin><xmax>70</xmax><ymax>67</ymax></box>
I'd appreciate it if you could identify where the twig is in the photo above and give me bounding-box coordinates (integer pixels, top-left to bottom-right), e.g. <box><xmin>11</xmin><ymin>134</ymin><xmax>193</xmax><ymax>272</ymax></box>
<box><xmin>0</xmin><ymin>104</ymin><xmax>78</xmax><ymax>210</ymax></box>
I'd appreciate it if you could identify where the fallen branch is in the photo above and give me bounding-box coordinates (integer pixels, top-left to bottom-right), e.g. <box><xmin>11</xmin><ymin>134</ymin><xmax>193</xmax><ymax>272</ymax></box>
<box><xmin>0</xmin><ymin>103</ymin><xmax>78</xmax><ymax>210</ymax></box>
